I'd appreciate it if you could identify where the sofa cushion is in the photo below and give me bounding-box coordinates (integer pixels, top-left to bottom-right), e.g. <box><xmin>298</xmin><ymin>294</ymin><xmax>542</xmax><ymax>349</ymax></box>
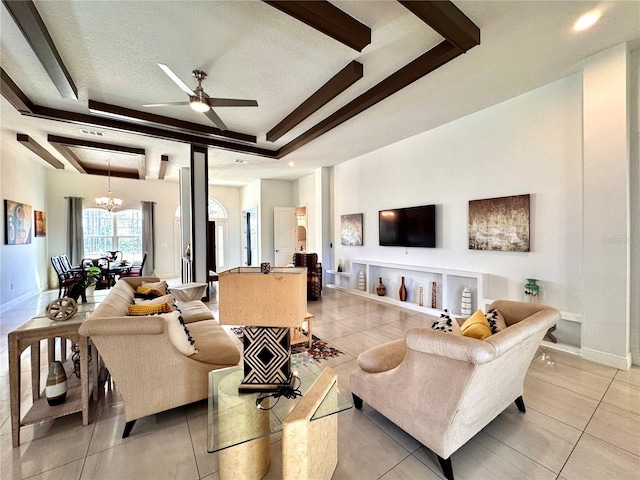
<box><xmin>175</xmin><ymin>300</ymin><xmax>214</xmax><ymax>324</ymax></box>
<box><xmin>485</xmin><ymin>308</ymin><xmax>507</xmax><ymax>334</ymax></box>
<box><xmin>460</xmin><ymin>309</ymin><xmax>492</xmax><ymax>340</ymax></box>
<box><xmin>134</xmin><ymin>293</ymin><xmax>175</xmax><ymax>306</ymax></box>
<box><xmin>188</xmin><ymin>321</ymin><xmax>241</xmax><ymax>366</ymax></box>
<box><xmin>158</xmin><ymin>310</ymin><xmax>197</xmax><ymax>356</ymax></box>
<box><xmin>431</xmin><ymin>309</ymin><xmax>462</xmax><ymax>335</ymax></box>
<box><xmin>128</xmin><ymin>303</ymin><xmax>173</xmax><ymax>316</ymax></box>
<box><xmin>142</xmin><ymin>280</ymin><xmax>168</xmax><ymax>295</ymax></box>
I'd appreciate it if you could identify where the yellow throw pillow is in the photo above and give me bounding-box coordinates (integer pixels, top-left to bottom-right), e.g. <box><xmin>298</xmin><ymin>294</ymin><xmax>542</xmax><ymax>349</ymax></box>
<box><xmin>136</xmin><ymin>285</ymin><xmax>165</xmax><ymax>298</ymax></box>
<box><xmin>128</xmin><ymin>303</ymin><xmax>173</xmax><ymax>316</ymax></box>
<box><xmin>460</xmin><ymin>309</ymin><xmax>493</xmax><ymax>340</ymax></box>
<box><xmin>142</xmin><ymin>280</ymin><xmax>168</xmax><ymax>295</ymax></box>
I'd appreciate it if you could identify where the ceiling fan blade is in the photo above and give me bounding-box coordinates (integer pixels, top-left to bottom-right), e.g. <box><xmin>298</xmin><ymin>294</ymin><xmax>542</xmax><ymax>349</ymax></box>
<box><xmin>157</xmin><ymin>63</ymin><xmax>196</xmax><ymax>96</ymax></box>
<box><xmin>209</xmin><ymin>98</ymin><xmax>258</xmax><ymax>107</ymax></box>
<box><xmin>142</xmin><ymin>101</ymin><xmax>190</xmax><ymax>107</ymax></box>
<box><xmin>204</xmin><ymin>108</ymin><xmax>228</xmax><ymax>130</ymax></box>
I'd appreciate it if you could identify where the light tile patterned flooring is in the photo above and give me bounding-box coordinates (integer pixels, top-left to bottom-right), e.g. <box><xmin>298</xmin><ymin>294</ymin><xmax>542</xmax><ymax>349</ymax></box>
<box><xmin>1</xmin><ymin>285</ymin><xmax>639</xmax><ymax>479</ymax></box>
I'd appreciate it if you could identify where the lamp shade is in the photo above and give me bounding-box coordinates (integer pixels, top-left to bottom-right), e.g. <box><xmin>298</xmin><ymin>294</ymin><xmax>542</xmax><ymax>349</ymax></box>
<box><xmin>219</xmin><ymin>267</ymin><xmax>307</xmax><ymax>327</ymax></box>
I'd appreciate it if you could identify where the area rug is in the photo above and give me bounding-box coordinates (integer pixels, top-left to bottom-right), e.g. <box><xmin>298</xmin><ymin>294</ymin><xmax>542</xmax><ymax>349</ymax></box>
<box><xmin>231</xmin><ymin>327</ymin><xmax>344</xmax><ymax>362</ymax></box>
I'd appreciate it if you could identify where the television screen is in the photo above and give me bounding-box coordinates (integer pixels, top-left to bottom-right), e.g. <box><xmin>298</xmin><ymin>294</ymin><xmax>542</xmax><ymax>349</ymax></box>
<box><xmin>379</xmin><ymin>205</ymin><xmax>436</xmax><ymax>248</ymax></box>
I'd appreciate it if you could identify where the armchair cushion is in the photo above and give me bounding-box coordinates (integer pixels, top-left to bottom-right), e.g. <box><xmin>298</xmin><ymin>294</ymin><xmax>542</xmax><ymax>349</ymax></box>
<box><xmin>460</xmin><ymin>309</ymin><xmax>492</xmax><ymax>340</ymax></box>
<box><xmin>174</xmin><ymin>300</ymin><xmax>215</xmax><ymax>324</ymax></box>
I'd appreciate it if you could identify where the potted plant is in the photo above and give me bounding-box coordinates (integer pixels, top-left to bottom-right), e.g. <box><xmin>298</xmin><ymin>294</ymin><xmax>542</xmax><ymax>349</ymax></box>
<box><xmin>85</xmin><ymin>266</ymin><xmax>102</xmax><ymax>295</ymax></box>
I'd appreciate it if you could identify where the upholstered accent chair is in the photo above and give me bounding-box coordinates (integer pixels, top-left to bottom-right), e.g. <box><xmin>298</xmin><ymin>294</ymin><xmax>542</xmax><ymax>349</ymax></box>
<box><xmin>350</xmin><ymin>301</ymin><xmax>560</xmax><ymax>480</ymax></box>
<box><xmin>292</xmin><ymin>253</ymin><xmax>322</xmax><ymax>300</ymax></box>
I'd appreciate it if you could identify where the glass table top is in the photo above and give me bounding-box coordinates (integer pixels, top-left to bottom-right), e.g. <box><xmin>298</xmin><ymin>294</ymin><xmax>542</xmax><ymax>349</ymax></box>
<box><xmin>207</xmin><ymin>353</ymin><xmax>353</xmax><ymax>453</ymax></box>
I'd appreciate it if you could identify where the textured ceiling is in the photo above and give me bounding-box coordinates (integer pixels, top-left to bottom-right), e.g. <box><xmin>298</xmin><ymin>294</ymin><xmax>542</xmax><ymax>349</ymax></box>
<box><xmin>1</xmin><ymin>1</ymin><xmax>639</xmax><ymax>186</ymax></box>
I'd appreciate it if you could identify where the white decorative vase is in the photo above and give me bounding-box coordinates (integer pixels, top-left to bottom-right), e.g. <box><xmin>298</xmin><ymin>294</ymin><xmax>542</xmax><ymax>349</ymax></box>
<box><xmin>357</xmin><ymin>271</ymin><xmax>366</xmax><ymax>291</ymax></box>
<box><xmin>461</xmin><ymin>286</ymin><xmax>472</xmax><ymax>316</ymax></box>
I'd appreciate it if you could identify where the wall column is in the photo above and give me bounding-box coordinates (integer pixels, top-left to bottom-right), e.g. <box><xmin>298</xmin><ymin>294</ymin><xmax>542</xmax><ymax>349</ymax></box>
<box><xmin>582</xmin><ymin>43</ymin><xmax>632</xmax><ymax>368</ymax></box>
<box><xmin>190</xmin><ymin>146</ymin><xmax>209</xmax><ymax>288</ymax></box>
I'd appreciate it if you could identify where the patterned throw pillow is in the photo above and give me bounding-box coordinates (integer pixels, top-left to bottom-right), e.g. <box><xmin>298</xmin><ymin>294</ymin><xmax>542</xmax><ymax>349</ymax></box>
<box><xmin>485</xmin><ymin>308</ymin><xmax>508</xmax><ymax>334</ymax></box>
<box><xmin>158</xmin><ymin>310</ymin><xmax>197</xmax><ymax>356</ymax></box>
<box><xmin>431</xmin><ymin>309</ymin><xmax>462</xmax><ymax>335</ymax></box>
<box><xmin>128</xmin><ymin>303</ymin><xmax>173</xmax><ymax>316</ymax></box>
<box><xmin>460</xmin><ymin>309</ymin><xmax>493</xmax><ymax>340</ymax></box>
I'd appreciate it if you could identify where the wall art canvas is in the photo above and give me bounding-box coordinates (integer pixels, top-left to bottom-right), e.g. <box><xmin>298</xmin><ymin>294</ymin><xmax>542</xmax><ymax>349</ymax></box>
<box><xmin>341</xmin><ymin>213</ymin><xmax>363</xmax><ymax>246</ymax></box>
<box><xmin>35</xmin><ymin>210</ymin><xmax>46</xmax><ymax>237</ymax></box>
<box><xmin>468</xmin><ymin>194</ymin><xmax>530</xmax><ymax>252</ymax></box>
<box><xmin>5</xmin><ymin>199</ymin><xmax>33</xmax><ymax>245</ymax></box>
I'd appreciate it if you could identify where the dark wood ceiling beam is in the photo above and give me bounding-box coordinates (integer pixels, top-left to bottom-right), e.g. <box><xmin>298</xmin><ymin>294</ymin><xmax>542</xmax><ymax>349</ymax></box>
<box><xmin>26</xmin><ymin>106</ymin><xmax>278</xmax><ymax>158</ymax></box>
<box><xmin>47</xmin><ymin>134</ymin><xmax>145</xmax><ymax>155</ymax></box>
<box><xmin>158</xmin><ymin>155</ymin><xmax>169</xmax><ymax>180</ymax></box>
<box><xmin>264</xmin><ymin>1</ymin><xmax>371</xmax><ymax>52</ymax></box>
<box><xmin>267</xmin><ymin>60</ymin><xmax>363</xmax><ymax>142</ymax></box>
<box><xmin>48</xmin><ymin>141</ymin><xmax>86</xmax><ymax>173</ymax></box>
<box><xmin>399</xmin><ymin>1</ymin><xmax>480</xmax><ymax>52</ymax></box>
<box><xmin>1</xmin><ymin>68</ymin><xmax>34</xmax><ymax>113</ymax></box>
<box><xmin>83</xmin><ymin>167</ymin><xmax>139</xmax><ymax>179</ymax></box>
<box><xmin>88</xmin><ymin>100</ymin><xmax>257</xmax><ymax>144</ymax></box>
<box><xmin>2</xmin><ymin>0</ymin><xmax>78</xmax><ymax>99</ymax></box>
<box><xmin>16</xmin><ymin>133</ymin><xmax>64</xmax><ymax>168</ymax></box>
<box><xmin>277</xmin><ymin>41</ymin><xmax>460</xmax><ymax>158</ymax></box>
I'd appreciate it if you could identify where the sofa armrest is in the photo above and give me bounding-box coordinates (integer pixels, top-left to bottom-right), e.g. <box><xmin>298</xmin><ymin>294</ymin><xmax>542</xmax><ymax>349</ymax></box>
<box><xmin>79</xmin><ymin>316</ymin><xmax>165</xmax><ymax>337</ymax></box>
<box><xmin>405</xmin><ymin>328</ymin><xmax>497</xmax><ymax>365</ymax></box>
<box><xmin>357</xmin><ymin>339</ymin><xmax>406</xmax><ymax>373</ymax></box>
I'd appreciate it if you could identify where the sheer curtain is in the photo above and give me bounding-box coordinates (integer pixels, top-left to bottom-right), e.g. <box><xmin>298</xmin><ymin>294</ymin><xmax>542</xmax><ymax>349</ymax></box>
<box><xmin>141</xmin><ymin>201</ymin><xmax>155</xmax><ymax>276</ymax></box>
<box><xmin>66</xmin><ymin>197</ymin><xmax>84</xmax><ymax>265</ymax></box>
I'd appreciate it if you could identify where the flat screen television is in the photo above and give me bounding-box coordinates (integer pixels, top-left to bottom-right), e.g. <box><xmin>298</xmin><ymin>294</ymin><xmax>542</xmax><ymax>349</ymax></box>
<box><xmin>379</xmin><ymin>204</ymin><xmax>436</xmax><ymax>248</ymax></box>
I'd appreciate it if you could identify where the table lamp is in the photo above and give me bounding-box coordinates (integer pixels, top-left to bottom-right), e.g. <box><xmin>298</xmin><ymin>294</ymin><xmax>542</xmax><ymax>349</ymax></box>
<box><xmin>219</xmin><ymin>266</ymin><xmax>307</xmax><ymax>392</ymax></box>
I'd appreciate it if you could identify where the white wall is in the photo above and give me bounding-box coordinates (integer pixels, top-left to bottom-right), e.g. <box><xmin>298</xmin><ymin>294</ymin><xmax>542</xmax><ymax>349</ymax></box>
<box><xmin>259</xmin><ymin>179</ymin><xmax>293</xmax><ymax>265</ymax></box>
<box><xmin>295</xmin><ymin>173</ymin><xmax>317</xmax><ymax>254</ymax></box>
<box><xmin>334</xmin><ymin>73</ymin><xmax>584</xmax><ymax>314</ymax></box>
<box><xmin>0</xmin><ymin>151</ymin><xmax>49</xmax><ymax>308</ymax></box>
<box><xmin>209</xmin><ymin>184</ymin><xmax>242</xmax><ymax>268</ymax></box>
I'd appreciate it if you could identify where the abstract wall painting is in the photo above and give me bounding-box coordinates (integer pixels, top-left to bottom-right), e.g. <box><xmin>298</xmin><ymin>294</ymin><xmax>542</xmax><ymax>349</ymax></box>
<box><xmin>5</xmin><ymin>199</ymin><xmax>33</xmax><ymax>245</ymax></box>
<box><xmin>341</xmin><ymin>213</ymin><xmax>363</xmax><ymax>246</ymax></box>
<box><xmin>468</xmin><ymin>194</ymin><xmax>530</xmax><ymax>252</ymax></box>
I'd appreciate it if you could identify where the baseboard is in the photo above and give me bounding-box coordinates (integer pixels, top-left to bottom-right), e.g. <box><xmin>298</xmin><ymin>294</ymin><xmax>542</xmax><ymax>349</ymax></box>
<box><xmin>582</xmin><ymin>347</ymin><xmax>632</xmax><ymax>370</ymax></box>
<box><xmin>0</xmin><ymin>287</ymin><xmax>44</xmax><ymax>314</ymax></box>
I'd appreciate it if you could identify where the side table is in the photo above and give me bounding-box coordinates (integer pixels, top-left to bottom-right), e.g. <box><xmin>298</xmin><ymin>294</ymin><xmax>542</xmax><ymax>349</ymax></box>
<box><xmin>170</xmin><ymin>282</ymin><xmax>208</xmax><ymax>302</ymax></box>
<box><xmin>8</xmin><ymin>311</ymin><xmax>98</xmax><ymax>447</ymax></box>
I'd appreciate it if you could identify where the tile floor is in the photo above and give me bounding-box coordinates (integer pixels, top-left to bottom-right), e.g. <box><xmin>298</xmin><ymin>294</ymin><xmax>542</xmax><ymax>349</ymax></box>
<box><xmin>1</xmin><ymin>285</ymin><xmax>639</xmax><ymax>480</ymax></box>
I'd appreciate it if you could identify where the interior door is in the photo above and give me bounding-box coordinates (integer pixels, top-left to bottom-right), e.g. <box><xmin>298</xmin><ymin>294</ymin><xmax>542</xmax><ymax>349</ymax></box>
<box><xmin>207</xmin><ymin>221</ymin><xmax>217</xmax><ymax>274</ymax></box>
<box><xmin>274</xmin><ymin>207</ymin><xmax>297</xmax><ymax>267</ymax></box>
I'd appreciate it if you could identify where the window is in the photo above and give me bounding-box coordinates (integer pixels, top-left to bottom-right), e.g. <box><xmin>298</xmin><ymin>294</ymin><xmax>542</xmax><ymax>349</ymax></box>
<box><xmin>83</xmin><ymin>208</ymin><xmax>142</xmax><ymax>262</ymax></box>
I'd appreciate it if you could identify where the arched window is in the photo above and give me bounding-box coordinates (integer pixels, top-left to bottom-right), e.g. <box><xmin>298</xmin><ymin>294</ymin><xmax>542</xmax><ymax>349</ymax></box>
<box><xmin>208</xmin><ymin>197</ymin><xmax>227</xmax><ymax>219</ymax></box>
<box><xmin>83</xmin><ymin>208</ymin><xmax>142</xmax><ymax>262</ymax></box>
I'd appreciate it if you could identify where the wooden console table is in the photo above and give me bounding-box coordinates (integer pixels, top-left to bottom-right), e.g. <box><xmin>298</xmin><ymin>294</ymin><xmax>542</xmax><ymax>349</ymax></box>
<box><xmin>8</xmin><ymin>311</ymin><xmax>98</xmax><ymax>447</ymax></box>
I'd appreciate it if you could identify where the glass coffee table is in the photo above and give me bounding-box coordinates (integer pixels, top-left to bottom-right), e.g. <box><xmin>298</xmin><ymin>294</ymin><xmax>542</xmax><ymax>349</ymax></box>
<box><xmin>208</xmin><ymin>354</ymin><xmax>352</xmax><ymax>479</ymax></box>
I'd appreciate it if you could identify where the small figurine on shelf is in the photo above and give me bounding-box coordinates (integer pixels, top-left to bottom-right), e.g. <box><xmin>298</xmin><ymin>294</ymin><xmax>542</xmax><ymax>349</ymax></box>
<box><xmin>524</xmin><ymin>278</ymin><xmax>539</xmax><ymax>303</ymax></box>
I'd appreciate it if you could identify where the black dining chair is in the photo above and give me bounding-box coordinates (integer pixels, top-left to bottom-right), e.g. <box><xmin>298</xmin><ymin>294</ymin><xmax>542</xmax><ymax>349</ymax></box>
<box><xmin>51</xmin><ymin>255</ymin><xmax>84</xmax><ymax>298</ymax></box>
<box><xmin>119</xmin><ymin>251</ymin><xmax>147</xmax><ymax>278</ymax></box>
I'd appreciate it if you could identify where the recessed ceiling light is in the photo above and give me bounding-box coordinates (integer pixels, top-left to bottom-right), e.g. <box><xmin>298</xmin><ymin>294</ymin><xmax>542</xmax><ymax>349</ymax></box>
<box><xmin>288</xmin><ymin>161</ymin><xmax>295</xmax><ymax>167</ymax></box>
<box><xmin>574</xmin><ymin>11</ymin><xmax>601</xmax><ymax>31</ymax></box>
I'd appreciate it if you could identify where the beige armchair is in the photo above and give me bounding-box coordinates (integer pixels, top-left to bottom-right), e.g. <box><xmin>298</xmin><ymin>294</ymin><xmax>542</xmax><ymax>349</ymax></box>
<box><xmin>350</xmin><ymin>301</ymin><xmax>560</xmax><ymax>480</ymax></box>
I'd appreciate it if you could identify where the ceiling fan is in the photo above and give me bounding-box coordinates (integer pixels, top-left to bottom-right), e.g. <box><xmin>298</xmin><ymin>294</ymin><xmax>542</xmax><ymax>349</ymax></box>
<box><xmin>143</xmin><ymin>63</ymin><xmax>258</xmax><ymax>130</ymax></box>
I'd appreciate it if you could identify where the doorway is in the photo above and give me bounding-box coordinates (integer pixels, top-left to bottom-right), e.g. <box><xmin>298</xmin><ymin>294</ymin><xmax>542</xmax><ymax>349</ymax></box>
<box><xmin>242</xmin><ymin>208</ymin><xmax>258</xmax><ymax>266</ymax></box>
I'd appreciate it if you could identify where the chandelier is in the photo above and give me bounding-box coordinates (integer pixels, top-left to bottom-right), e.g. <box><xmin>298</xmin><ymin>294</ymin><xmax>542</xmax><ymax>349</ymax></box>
<box><xmin>95</xmin><ymin>159</ymin><xmax>122</xmax><ymax>212</ymax></box>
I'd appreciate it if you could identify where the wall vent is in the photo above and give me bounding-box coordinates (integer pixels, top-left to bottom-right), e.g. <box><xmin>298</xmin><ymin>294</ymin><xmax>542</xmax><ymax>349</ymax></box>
<box><xmin>79</xmin><ymin>129</ymin><xmax>105</xmax><ymax>137</ymax></box>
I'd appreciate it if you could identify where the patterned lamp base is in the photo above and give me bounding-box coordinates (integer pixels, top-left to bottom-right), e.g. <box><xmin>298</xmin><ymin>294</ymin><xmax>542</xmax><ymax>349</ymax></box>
<box><xmin>240</xmin><ymin>326</ymin><xmax>292</xmax><ymax>392</ymax></box>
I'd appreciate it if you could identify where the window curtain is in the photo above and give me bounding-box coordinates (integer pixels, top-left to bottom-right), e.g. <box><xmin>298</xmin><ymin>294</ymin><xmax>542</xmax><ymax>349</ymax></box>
<box><xmin>66</xmin><ymin>197</ymin><xmax>84</xmax><ymax>265</ymax></box>
<box><xmin>141</xmin><ymin>201</ymin><xmax>155</xmax><ymax>276</ymax></box>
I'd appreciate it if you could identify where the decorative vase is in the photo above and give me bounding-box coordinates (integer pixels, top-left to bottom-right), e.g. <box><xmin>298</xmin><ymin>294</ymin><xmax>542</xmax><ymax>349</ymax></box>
<box><xmin>399</xmin><ymin>276</ymin><xmax>407</xmax><ymax>302</ymax></box>
<box><xmin>524</xmin><ymin>278</ymin><xmax>539</xmax><ymax>303</ymax></box>
<box><xmin>46</xmin><ymin>361</ymin><xmax>67</xmax><ymax>406</ymax></box>
<box><xmin>431</xmin><ymin>281</ymin><xmax>437</xmax><ymax>308</ymax></box>
<box><xmin>357</xmin><ymin>271</ymin><xmax>366</xmax><ymax>291</ymax></box>
<box><xmin>376</xmin><ymin>277</ymin><xmax>386</xmax><ymax>296</ymax></box>
<box><xmin>461</xmin><ymin>286</ymin><xmax>472</xmax><ymax>316</ymax></box>
<box><xmin>260</xmin><ymin>262</ymin><xmax>271</xmax><ymax>274</ymax></box>
<box><xmin>337</xmin><ymin>259</ymin><xmax>343</xmax><ymax>273</ymax></box>
<box><xmin>419</xmin><ymin>286</ymin><xmax>424</xmax><ymax>306</ymax></box>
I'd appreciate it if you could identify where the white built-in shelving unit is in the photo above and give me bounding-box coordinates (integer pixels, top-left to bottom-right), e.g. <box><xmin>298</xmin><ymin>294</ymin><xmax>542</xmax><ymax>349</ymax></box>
<box><xmin>326</xmin><ymin>260</ymin><xmax>487</xmax><ymax>317</ymax></box>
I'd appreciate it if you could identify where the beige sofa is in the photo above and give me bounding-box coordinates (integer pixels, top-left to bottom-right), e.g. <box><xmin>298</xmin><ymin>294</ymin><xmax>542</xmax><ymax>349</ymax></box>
<box><xmin>350</xmin><ymin>300</ymin><xmax>560</xmax><ymax>480</ymax></box>
<box><xmin>79</xmin><ymin>277</ymin><xmax>240</xmax><ymax>437</ymax></box>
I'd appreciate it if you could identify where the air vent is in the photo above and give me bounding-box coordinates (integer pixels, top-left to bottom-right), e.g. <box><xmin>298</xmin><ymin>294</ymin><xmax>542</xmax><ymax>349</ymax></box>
<box><xmin>79</xmin><ymin>129</ymin><xmax>105</xmax><ymax>137</ymax></box>
<box><xmin>234</xmin><ymin>159</ymin><xmax>249</xmax><ymax>164</ymax></box>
